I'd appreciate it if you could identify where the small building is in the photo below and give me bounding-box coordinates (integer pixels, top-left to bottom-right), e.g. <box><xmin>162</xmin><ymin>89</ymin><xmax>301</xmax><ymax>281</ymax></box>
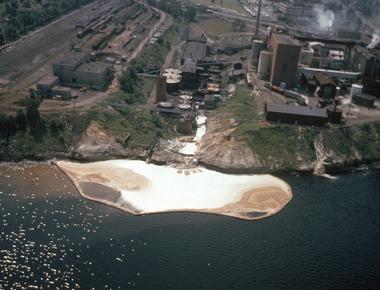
<box><xmin>314</xmin><ymin>71</ymin><xmax>337</xmax><ymax>100</ymax></box>
<box><xmin>53</xmin><ymin>51</ymin><xmax>112</xmax><ymax>91</ymax></box>
<box><xmin>352</xmin><ymin>93</ymin><xmax>376</xmax><ymax>108</ymax></box>
<box><xmin>265</xmin><ymin>103</ymin><xmax>328</xmax><ymax>126</ymax></box>
<box><xmin>51</xmin><ymin>86</ymin><xmax>72</xmax><ymax>100</ymax></box>
<box><xmin>70</xmin><ymin>62</ymin><xmax>112</xmax><ymax>90</ymax></box>
<box><xmin>228</xmin><ymin>69</ymin><xmax>246</xmax><ymax>83</ymax></box>
<box><xmin>36</xmin><ymin>76</ymin><xmax>59</xmax><ymax>97</ymax></box>
<box><xmin>328</xmin><ymin>49</ymin><xmax>344</xmax><ymax>70</ymax></box>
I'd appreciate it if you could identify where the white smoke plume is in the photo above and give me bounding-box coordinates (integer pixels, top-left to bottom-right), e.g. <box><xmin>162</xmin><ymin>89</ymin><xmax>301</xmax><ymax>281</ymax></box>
<box><xmin>368</xmin><ymin>32</ymin><xmax>380</xmax><ymax>49</ymax></box>
<box><xmin>314</xmin><ymin>7</ymin><xmax>335</xmax><ymax>30</ymax></box>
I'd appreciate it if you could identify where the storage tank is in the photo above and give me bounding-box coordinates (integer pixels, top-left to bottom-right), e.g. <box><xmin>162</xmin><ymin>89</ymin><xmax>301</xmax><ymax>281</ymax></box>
<box><xmin>166</xmin><ymin>78</ymin><xmax>181</xmax><ymax>93</ymax></box>
<box><xmin>163</xmin><ymin>68</ymin><xmax>182</xmax><ymax>93</ymax></box>
<box><xmin>252</xmin><ymin>40</ymin><xmax>266</xmax><ymax>67</ymax></box>
<box><xmin>350</xmin><ymin>84</ymin><xmax>363</xmax><ymax>97</ymax></box>
<box><xmin>257</xmin><ymin>50</ymin><xmax>271</xmax><ymax>80</ymax></box>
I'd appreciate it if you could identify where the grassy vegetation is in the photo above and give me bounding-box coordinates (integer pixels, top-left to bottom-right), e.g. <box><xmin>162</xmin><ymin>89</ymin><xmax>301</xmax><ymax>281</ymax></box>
<box><xmin>118</xmin><ymin>25</ymin><xmax>178</xmax><ymax>104</ymax></box>
<box><xmin>0</xmin><ymin>23</ymin><xmax>181</xmax><ymax>161</ymax></box>
<box><xmin>321</xmin><ymin>122</ymin><xmax>380</xmax><ymax>162</ymax></box>
<box><xmin>245</xmin><ymin>126</ymin><xmax>319</xmax><ymax>169</ymax></box>
<box><xmin>198</xmin><ymin>19</ymin><xmax>234</xmax><ymax>35</ymax></box>
<box><xmin>216</xmin><ymin>82</ymin><xmax>380</xmax><ymax>170</ymax></box>
<box><xmin>217</xmin><ymin>83</ymin><xmax>319</xmax><ymax>169</ymax></box>
<box><xmin>218</xmin><ymin>83</ymin><xmax>262</xmax><ymax>127</ymax></box>
<box><xmin>0</xmin><ymin>0</ymin><xmax>95</xmax><ymax>44</ymax></box>
<box><xmin>2</xmin><ymin>111</ymin><xmax>92</xmax><ymax>160</ymax></box>
<box><xmin>90</xmin><ymin>98</ymin><xmax>175</xmax><ymax>148</ymax></box>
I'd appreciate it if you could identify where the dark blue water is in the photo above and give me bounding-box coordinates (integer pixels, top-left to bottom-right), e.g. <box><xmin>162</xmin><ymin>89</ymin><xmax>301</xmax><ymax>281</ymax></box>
<box><xmin>0</xmin><ymin>165</ymin><xmax>379</xmax><ymax>289</ymax></box>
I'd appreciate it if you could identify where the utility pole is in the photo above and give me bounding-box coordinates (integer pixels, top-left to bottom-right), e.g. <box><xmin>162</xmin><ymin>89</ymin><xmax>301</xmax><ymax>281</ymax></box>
<box><xmin>255</xmin><ymin>0</ymin><xmax>262</xmax><ymax>36</ymax></box>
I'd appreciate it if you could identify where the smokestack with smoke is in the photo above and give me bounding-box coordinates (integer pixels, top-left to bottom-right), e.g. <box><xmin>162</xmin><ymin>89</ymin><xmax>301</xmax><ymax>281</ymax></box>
<box><xmin>368</xmin><ymin>32</ymin><xmax>380</xmax><ymax>49</ymax></box>
<box><xmin>314</xmin><ymin>7</ymin><xmax>335</xmax><ymax>30</ymax></box>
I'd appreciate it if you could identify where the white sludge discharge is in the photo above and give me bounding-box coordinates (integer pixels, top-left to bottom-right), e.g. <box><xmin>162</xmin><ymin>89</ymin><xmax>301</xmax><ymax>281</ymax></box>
<box><xmin>57</xmin><ymin>160</ymin><xmax>293</xmax><ymax>220</ymax></box>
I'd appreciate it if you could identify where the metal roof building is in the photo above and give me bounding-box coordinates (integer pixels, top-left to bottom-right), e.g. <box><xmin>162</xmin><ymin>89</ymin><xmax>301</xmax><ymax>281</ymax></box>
<box><xmin>265</xmin><ymin>103</ymin><xmax>328</xmax><ymax>126</ymax></box>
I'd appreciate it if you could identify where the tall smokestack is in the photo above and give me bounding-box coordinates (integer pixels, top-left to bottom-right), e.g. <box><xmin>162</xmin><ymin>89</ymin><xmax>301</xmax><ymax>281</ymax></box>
<box><xmin>255</xmin><ymin>0</ymin><xmax>262</xmax><ymax>36</ymax></box>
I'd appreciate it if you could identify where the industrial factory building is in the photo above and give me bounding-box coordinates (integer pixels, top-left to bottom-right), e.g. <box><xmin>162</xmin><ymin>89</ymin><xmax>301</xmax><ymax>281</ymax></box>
<box><xmin>279</xmin><ymin>0</ymin><xmax>319</xmax><ymax>22</ymax></box>
<box><xmin>352</xmin><ymin>93</ymin><xmax>376</xmax><ymax>108</ymax></box>
<box><xmin>313</xmin><ymin>71</ymin><xmax>337</xmax><ymax>100</ymax></box>
<box><xmin>265</xmin><ymin>103</ymin><xmax>328</xmax><ymax>126</ymax></box>
<box><xmin>180</xmin><ymin>25</ymin><xmax>208</xmax><ymax>90</ymax></box>
<box><xmin>53</xmin><ymin>51</ymin><xmax>112</xmax><ymax>90</ymax></box>
<box><xmin>269</xmin><ymin>34</ymin><xmax>301</xmax><ymax>89</ymax></box>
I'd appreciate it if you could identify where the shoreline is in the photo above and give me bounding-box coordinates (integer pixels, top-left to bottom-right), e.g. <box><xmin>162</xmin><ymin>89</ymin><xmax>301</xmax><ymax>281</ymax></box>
<box><xmin>1</xmin><ymin>154</ymin><xmax>380</xmax><ymax>176</ymax></box>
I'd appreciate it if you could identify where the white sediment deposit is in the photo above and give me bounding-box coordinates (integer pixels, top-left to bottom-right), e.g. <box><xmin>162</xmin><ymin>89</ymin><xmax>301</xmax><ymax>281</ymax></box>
<box><xmin>178</xmin><ymin>115</ymin><xmax>207</xmax><ymax>156</ymax></box>
<box><xmin>57</xmin><ymin>160</ymin><xmax>293</xmax><ymax>220</ymax></box>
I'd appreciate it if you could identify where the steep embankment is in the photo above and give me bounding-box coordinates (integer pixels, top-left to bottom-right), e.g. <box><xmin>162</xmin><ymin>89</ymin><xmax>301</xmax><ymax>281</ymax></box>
<box><xmin>196</xmin><ymin>116</ymin><xmax>380</xmax><ymax>174</ymax></box>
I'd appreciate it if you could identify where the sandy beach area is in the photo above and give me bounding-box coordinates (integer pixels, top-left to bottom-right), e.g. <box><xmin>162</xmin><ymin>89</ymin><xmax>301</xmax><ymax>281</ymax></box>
<box><xmin>57</xmin><ymin>160</ymin><xmax>292</xmax><ymax>220</ymax></box>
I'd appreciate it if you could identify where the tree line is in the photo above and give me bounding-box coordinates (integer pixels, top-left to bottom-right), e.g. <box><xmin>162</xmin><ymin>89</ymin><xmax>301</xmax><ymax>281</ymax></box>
<box><xmin>0</xmin><ymin>0</ymin><xmax>95</xmax><ymax>44</ymax></box>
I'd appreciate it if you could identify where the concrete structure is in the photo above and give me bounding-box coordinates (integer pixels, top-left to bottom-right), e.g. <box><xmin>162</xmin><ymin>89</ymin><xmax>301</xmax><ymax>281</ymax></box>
<box><xmin>313</xmin><ymin>71</ymin><xmax>337</xmax><ymax>100</ymax></box>
<box><xmin>352</xmin><ymin>93</ymin><xmax>376</xmax><ymax>108</ymax></box>
<box><xmin>53</xmin><ymin>51</ymin><xmax>112</xmax><ymax>90</ymax></box>
<box><xmin>269</xmin><ymin>34</ymin><xmax>300</xmax><ymax>89</ymax></box>
<box><xmin>279</xmin><ymin>0</ymin><xmax>319</xmax><ymax>22</ymax></box>
<box><xmin>351</xmin><ymin>46</ymin><xmax>380</xmax><ymax>79</ymax></box>
<box><xmin>265</xmin><ymin>103</ymin><xmax>327</xmax><ymax>126</ymax></box>
<box><xmin>155</xmin><ymin>76</ymin><xmax>167</xmax><ymax>103</ymax></box>
<box><xmin>37</xmin><ymin>76</ymin><xmax>59</xmax><ymax>97</ymax></box>
<box><xmin>350</xmin><ymin>84</ymin><xmax>363</xmax><ymax>97</ymax></box>
<box><xmin>328</xmin><ymin>49</ymin><xmax>345</xmax><ymax>70</ymax></box>
<box><xmin>252</xmin><ymin>40</ymin><xmax>266</xmax><ymax>67</ymax></box>
<box><xmin>51</xmin><ymin>86</ymin><xmax>72</xmax><ymax>100</ymax></box>
<box><xmin>298</xmin><ymin>67</ymin><xmax>361</xmax><ymax>82</ymax></box>
<box><xmin>181</xmin><ymin>58</ymin><xmax>198</xmax><ymax>90</ymax></box>
<box><xmin>257</xmin><ymin>50</ymin><xmax>272</xmax><ymax>80</ymax></box>
<box><xmin>181</xmin><ymin>25</ymin><xmax>207</xmax><ymax>65</ymax></box>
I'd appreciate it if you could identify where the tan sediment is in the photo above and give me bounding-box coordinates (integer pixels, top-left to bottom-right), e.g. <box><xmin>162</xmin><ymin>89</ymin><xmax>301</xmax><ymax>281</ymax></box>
<box><xmin>57</xmin><ymin>161</ymin><xmax>149</xmax><ymax>192</ymax></box>
<box><xmin>57</xmin><ymin>161</ymin><xmax>292</xmax><ymax>221</ymax></box>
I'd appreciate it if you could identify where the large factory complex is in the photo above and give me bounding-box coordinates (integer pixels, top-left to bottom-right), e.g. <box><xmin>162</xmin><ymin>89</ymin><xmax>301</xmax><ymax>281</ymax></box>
<box><xmin>1</xmin><ymin>0</ymin><xmax>379</xmax><ymax>130</ymax></box>
<box><xmin>148</xmin><ymin>18</ymin><xmax>379</xmax><ymax>128</ymax></box>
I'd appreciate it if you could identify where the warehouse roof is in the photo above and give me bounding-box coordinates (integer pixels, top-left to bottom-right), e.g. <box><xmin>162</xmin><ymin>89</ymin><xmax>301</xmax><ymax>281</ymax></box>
<box><xmin>314</xmin><ymin>71</ymin><xmax>336</xmax><ymax>86</ymax></box>
<box><xmin>181</xmin><ymin>58</ymin><xmax>197</xmax><ymax>74</ymax></box>
<box><xmin>266</xmin><ymin>103</ymin><xmax>327</xmax><ymax>118</ymax></box>
<box><xmin>75</xmin><ymin>62</ymin><xmax>110</xmax><ymax>74</ymax></box>
<box><xmin>37</xmin><ymin>76</ymin><xmax>59</xmax><ymax>86</ymax></box>
<box><xmin>183</xmin><ymin>41</ymin><xmax>207</xmax><ymax>62</ymax></box>
<box><xmin>56</xmin><ymin>51</ymin><xmax>88</xmax><ymax>67</ymax></box>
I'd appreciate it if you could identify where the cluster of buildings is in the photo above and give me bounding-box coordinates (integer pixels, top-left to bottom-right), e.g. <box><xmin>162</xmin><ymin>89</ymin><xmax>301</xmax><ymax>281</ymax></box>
<box><xmin>251</xmin><ymin>27</ymin><xmax>380</xmax><ymax>126</ymax></box>
<box><xmin>153</xmin><ymin>25</ymin><xmax>226</xmax><ymax>120</ymax></box>
<box><xmin>279</xmin><ymin>0</ymin><xmax>320</xmax><ymax>22</ymax></box>
<box><xmin>34</xmin><ymin>51</ymin><xmax>113</xmax><ymax>100</ymax></box>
